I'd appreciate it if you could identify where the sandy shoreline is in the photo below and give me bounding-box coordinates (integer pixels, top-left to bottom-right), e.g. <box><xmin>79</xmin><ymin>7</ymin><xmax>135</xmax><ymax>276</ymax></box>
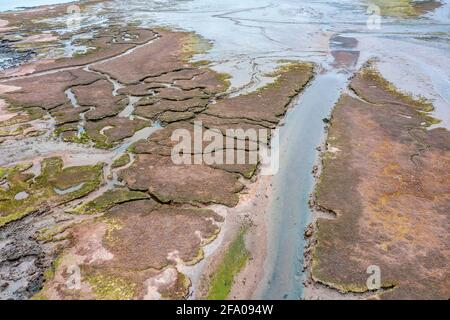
<box><xmin>229</xmin><ymin>175</ymin><xmax>271</xmax><ymax>299</ymax></box>
<box><xmin>204</xmin><ymin>173</ymin><xmax>272</xmax><ymax>300</ymax></box>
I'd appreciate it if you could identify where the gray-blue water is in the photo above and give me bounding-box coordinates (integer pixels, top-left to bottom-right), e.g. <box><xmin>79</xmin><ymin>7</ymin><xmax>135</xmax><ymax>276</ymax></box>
<box><xmin>255</xmin><ymin>71</ymin><xmax>348</xmax><ymax>299</ymax></box>
<box><xmin>0</xmin><ymin>0</ymin><xmax>75</xmax><ymax>12</ymax></box>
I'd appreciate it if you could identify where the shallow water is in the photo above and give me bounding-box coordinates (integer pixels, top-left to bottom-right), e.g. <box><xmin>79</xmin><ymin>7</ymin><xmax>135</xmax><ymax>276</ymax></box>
<box><xmin>255</xmin><ymin>70</ymin><xmax>349</xmax><ymax>299</ymax></box>
<box><xmin>0</xmin><ymin>0</ymin><xmax>76</xmax><ymax>12</ymax></box>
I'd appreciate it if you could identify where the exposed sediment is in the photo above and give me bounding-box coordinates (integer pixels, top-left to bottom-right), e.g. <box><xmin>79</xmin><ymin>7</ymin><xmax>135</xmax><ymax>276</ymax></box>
<box><xmin>0</xmin><ymin>4</ymin><xmax>315</xmax><ymax>299</ymax></box>
<box><xmin>306</xmin><ymin>63</ymin><xmax>450</xmax><ymax>300</ymax></box>
<box><xmin>368</xmin><ymin>0</ymin><xmax>442</xmax><ymax>17</ymax></box>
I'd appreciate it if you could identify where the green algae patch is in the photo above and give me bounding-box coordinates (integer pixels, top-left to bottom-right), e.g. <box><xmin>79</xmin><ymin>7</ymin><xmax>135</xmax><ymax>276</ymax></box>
<box><xmin>357</xmin><ymin>65</ymin><xmax>440</xmax><ymax>126</ymax></box>
<box><xmin>43</xmin><ymin>254</ymin><xmax>64</xmax><ymax>282</ymax></box>
<box><xmin>111</xmin><ymin>153</ymin><xmax>131</xmax><ymax>169</ymax></box>
<box><xmin>368</xmin><ymin>0</ymin><xmax>441</xmax><ymax>17</ymax></box>
<box><xmin>38</xmin><ymin>158</ymin><xmax>104</xmax><ymax>202</ymax></box>
<box><xmin>0</xmin><ymin>157</ymin><xmax>104</xmax><ymax>227</ymax></box>
<box><xmin>36</xmin><ymin>222</ymin><xmax>77</xmax><ymax>243</ymax></box>
<box><xmin>0</xmin><ymin>164</ymin><xmax>49</xmax><ymax>226</ymax></box>
<box><xmin>51</xmin><ymin>163</ymin><xmax>104</xmax><ymax>191</ymax></box>
<box><xmin>104</xmin><ymin>217</ymin><xmax>123</xmax><ymax>245</ymax></box>
<box><xmin>256</xmin><ymin>61</ymin><xmax>315</xmax><ymax>94</ymax></box>
<box><xmin>191</xmin><ymin>60</ymin><xmax>210</xmax><ymax>67</ymax></box>
<box><xmin>62</xmin><ymin>131</ymin><xmax>91</xmax><ymax>145</ymax></box>
<box><xmin>86</xmin><ymin>273</ymin><xmax>137</xmax><ymax>300</ymax></box>
<box><xmin>31</xmin><ymin>291</ymin><xmax>49</xmax><ymax>300</ymax></box>
<box><xmin>0</xmin><ymin>125</ymin><xmax>26</xmax><ymax>138</ymax></box>
<box><xmin>71</xmin><ymin>188</ymin><xmax>150</xmax><ymax>215</ymax></box>
<box><xmin>271</xmin><ymin>60</ymin><xmax>315</xmax><ymax>76</ymax></box>
<box><xmin>0</xmin><ymin>106</ymin><xmax>46</xmax><ymax>127</ymax></box>
<box><xmin>181</xmin><ymin>32</ymin><xmax>213</xmax><ymax>60</ymax></box>
<box><xmin>206</xmin><ymin>226</ymin><xmax>250</xmax><ymax>300</ymax></box>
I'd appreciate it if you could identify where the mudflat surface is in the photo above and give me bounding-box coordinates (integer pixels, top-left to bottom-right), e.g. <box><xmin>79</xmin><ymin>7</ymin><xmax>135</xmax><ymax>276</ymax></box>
<box><xmin>0</xmin><ymin>2</ymin><xmax>314</xmax><ymax>299</ymax></box>
<box><xmin>310</xmin><ymin>65</ymin><xmax>450</xmax><ymax>299</ymax></box>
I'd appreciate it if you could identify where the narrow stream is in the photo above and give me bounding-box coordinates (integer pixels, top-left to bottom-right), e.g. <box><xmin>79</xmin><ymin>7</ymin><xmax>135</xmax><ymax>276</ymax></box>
<box><xmin>255</xmin><ymin>70</ymin><xmax>348</xmax><ymax>299</ymax></box>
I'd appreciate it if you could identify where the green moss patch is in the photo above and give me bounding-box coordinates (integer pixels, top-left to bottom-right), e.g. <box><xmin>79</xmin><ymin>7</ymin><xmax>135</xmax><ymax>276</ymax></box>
<box><xmin>111</xmin><ymin>153</ymin><xmax>131</xmax><ymax>169</ymax></box>
<box><xmin>52</xmin><ymin>164</ymin><xmax>104</xmax><ymax>191</ymax></box>
<box><xmin>0</xmin><ymin>157</ymin><xmax>104</xmax><ymax>227</ymax></box>
<box><xmin>86</xmin><ymin>273</ymin><xmax>137</xmax><ymax>300</ymax></box>
<box><xmin>206</xmin><ymin>226</ymin><xmax>250</xmax><ymax>300</ymax></box>
<box><xmin>71</xmin><ymin>188</ymin><xmax>150</xmax><ymax>215</ymax></box>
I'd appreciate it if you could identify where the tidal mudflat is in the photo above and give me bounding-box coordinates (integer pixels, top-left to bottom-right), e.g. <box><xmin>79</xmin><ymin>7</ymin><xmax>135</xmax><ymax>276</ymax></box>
<box><xmin>0</xmin><ymin>0</ymin><xmax>449</xmax><ymax>300</ymax></box>
<box><xmin>307</xmin><ymin>63</ymin><xmax>450</xmax><ymax>299</ymax></box>
<box><xmin>0</xmin><ymin>0</ymin><xmax>315</xmax><ymax>299</ymax></box>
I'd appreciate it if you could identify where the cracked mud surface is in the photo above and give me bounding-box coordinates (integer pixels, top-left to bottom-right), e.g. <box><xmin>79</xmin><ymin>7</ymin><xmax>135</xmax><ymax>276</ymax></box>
<box><xmin>0</xmin><ymin>2</ymin><xmax>314</xmax><ymax>300</ymax></box>
<box><xmin>1</xmin><ymin>0</ymin><xmax>448</xmax><ymax>301</ymax></box>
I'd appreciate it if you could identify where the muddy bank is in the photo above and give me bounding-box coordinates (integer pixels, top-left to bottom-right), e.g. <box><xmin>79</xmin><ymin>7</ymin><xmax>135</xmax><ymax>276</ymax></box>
<box><xmin>0</xmin><ymin>1</ymin><xmax>315</xmax><ymax>298</ymax></box>
<box><xmin>305</xmin><ymin>63</ymin><xmax>450</xmax><ymax>300</ymax></box>
<box><xmin>369</xmin><ymin>0</ymin><xmax>442</xmax><ymax>17</ymax></box>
